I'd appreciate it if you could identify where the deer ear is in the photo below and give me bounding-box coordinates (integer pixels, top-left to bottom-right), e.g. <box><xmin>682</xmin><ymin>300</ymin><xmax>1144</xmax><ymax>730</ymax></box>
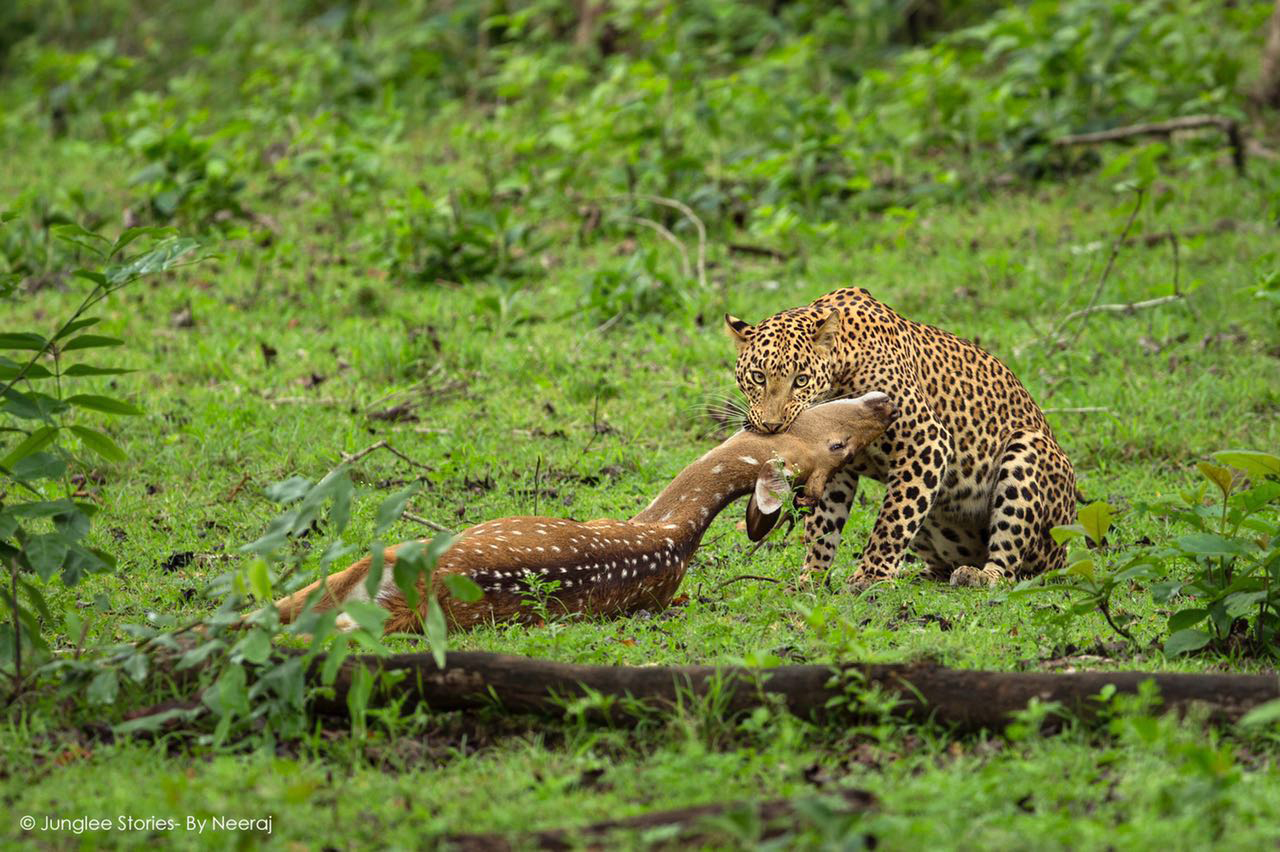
<box><xmin>746</xmin><ymin>460</ymin><xmax>788</xmax><ymax>542</ymax></box>
<box><xmin>725</xmin><ymin>314</ymin><xmax>754</xmax><ymax>350</ymax></box>
<box><xmin>813</xmin><ymin>312</ymin><xmax>841</xmax><ymax>354</ymax></box>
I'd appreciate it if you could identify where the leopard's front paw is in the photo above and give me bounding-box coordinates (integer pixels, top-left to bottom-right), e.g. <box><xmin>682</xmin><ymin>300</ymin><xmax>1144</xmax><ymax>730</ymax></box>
<box><xmin>949</xmin><ymin>565</ymin><xmax>1000</xmax><ymax>588</ymax></box>
<box><xmin>847</xmin><ymin>571</ymin><xmax>887</xmax><ymax>592</ymax></box>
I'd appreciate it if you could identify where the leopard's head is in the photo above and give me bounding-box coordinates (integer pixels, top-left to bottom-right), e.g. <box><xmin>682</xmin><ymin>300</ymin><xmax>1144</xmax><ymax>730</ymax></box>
<box><xmin>725</xmin><ymin>308</ymin><xmax>842</xmax><ymax>433</ymax></box>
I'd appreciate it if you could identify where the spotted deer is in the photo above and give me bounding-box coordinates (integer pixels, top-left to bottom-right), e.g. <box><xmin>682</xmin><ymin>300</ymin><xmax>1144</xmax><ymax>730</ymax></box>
<box><xmin>272</xmin><ymin>393</ymin><xmax>896</xmax><ymax>633</ymax></box>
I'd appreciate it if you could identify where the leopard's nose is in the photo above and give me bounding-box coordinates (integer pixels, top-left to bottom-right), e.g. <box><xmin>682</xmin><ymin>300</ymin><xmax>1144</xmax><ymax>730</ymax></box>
<box><xmin>760</xmin><ymin>420</ymin><xmax>784</xmax><ymax>434</ymax></box>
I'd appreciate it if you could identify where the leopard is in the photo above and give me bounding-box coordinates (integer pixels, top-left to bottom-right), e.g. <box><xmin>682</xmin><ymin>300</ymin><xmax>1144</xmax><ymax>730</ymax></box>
<box><xmin>725</xmin><ymin>286</ymin><xmax>1077</xmax><ymax>587</ymax></box>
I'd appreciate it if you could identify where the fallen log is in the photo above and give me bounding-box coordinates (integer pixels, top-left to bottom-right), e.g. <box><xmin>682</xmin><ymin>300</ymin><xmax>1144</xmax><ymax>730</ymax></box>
<box><xmin>444</xmin><ymin>788</ymin><xmax>876</xmax><ymax>851</ymax></box>
<box><xmin>306</xmin><ymin>651</ymin><xmax>1280</xmax><ymax>732</ymax></box>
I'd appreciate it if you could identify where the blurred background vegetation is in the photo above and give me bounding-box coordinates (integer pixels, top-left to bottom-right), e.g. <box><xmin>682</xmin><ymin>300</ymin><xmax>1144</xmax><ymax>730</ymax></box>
<box><xmin>2</xmin><ymin>0</ymin><xmax>1276</xmax><ymax>294</ymax></box>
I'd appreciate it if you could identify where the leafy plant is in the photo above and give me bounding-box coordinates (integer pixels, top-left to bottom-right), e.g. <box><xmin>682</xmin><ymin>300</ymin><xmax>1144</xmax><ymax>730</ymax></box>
<box><xmin>1</xmin><ymin>223</ymin><xmax>200</xmax><ymax>700</ymax></box>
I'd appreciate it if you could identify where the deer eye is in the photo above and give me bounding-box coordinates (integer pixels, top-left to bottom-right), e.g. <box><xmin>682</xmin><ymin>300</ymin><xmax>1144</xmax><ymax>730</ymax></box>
<box><xmin>828</xmin><ymin>441</ymin><xmax>846</xmax><ymax>452</ymax></box>
<box><xmin>794</xmin><ymin>374</ymin><xmax>810</xmax><ymax>388</ymax></box>
<box><xmin>749</xmin><ymin>370</ymin><xmax>766</xmax><ymax>385</ymax></box>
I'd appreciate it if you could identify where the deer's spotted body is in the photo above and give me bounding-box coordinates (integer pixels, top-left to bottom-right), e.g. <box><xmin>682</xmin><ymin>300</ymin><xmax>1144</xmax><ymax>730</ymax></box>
<box><xmin>273</xmin><ymin>394</ymin><xmax>896</xmax><ymax>633</ymax></box>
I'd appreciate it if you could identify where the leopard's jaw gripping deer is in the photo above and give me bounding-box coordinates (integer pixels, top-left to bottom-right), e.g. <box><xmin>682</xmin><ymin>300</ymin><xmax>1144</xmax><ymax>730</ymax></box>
<box><xmin>272</xmin><ymin>393</ymin><xmax>896</xmax><ymax>634</ymax></box>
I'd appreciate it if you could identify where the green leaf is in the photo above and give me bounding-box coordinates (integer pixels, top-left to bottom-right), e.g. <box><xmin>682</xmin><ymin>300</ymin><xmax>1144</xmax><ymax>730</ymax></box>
<box><xmin>391</xmin><ymin>541</ymin><xmax>427</xmax><ymax>611</ymax></box>
<box><xmin>1214</xmin><ymin>450</ymin><xmax>1280</xmax><ymax>479</ymax></box>
<box><xmin>87</xmin><ymin>668</ymin><xmax>119</xmax><ymax>705</ymax></box>
<box><xmin>176</xmin><ymin>638</ymin><xmax>225</xmax><ymax>670</ymax></box>
<box><xmin>346</xmin><ymin>664</ymin><xmax>374</xmax><ymax>732</ymax></box>
<box><xmin>1078</xmin><ymin>501</ymin><xmax>1113</xmax><ymax>545</ymax></box>
<box><xmin>123</xmin><ymin>651</ymin><xmax>149</xmax><ymax>684</ymax></box>
<box><xmin>342</xmin><ymin>600</ymin><xmax>389</xmax><ymax>635</ymax></box>
<box><xmin>1239</xmin><ymin>699</ymin><xmax>1280</xmax><ymax>728</ymax></box>
<box><xmin>204</xmin><ymin>663</ymin><xmax>250</xmax><ymax>718</ymax></box>
<box><xmin>1197</xmin><ymin>461</ymin><xmax>1234</xmax><ymax>499</ymax></box>
<box><xmin>61</xmin><ymin>334</ymin><xmax>124</xmax><ymax>352</ymax></box>
<box><xmin>1</xmin><ymin>425</ymin><xmax>58</xmax><ymax>470</ymax></box>
<box><xmin>71</xmin><ymin>269</ymin><xmax>107</xmax><ymax>287</ymax></box>
<box><xmin>443</xmin><ymin>573</ymin><xmax>484</xmax><ymax>603</ymax></box>
<box><xmin>0</xmin><ymin>359</ymin><xmax>51</xmax><ymax>380</ymax></box>
<box><xmin>0</xmin><ymin>333</ymin><xmax>48</xmax><ymax>350</ymax></box>
<box><xmin>234</xmin><ymin>629</ymin><xmax>272</xmax><ymax>665</ymax></box>
<box><xmin>374</xmin><ymin>484</ymin><xmax>420</xmax><ymax>534</ymax></box>
<box><xmin>10</xmin><ymin>451</ymin><xmax>66</xmax><ymax>481</ymax></box>
<box><xmin>1174</xmin><ymin>533</ymin><xmax>1251</xmax><ymax>557</ymax></box>
<box><xmin>265</xmin><ymin>476</ymin><xmax>312</xmax><ymax>503</ymax></box>
<box><xmin>69</xmin><ymin>425</ymin><xmax>127</xmax><ymax>462</ymax></box>
<box><xmin>1164</xmin><ymin>628</ymin><xmax>1212</xmax><ymax>658</ymax></box>
<box><xmin>425</xmin><ymin>596</ymin><xmax>447</xmax><ymax>669</ymax></box>
<box><xmin>65</xmin><ymin>394</ymin><xmax>142</xmax><ymax>416</ymax></box>
<box><xmin>1050</xmin><ymin>524</ymin><xmax>1087</xmax><ymax>545</ymax></box>
<box><xmin>115</xmin><ymin>706</ymin><xmax>201</xmax><ymax>736</ymax></box>
<box><xmin>105</xmin><ymin>237</ymin><xmax>201</xmax><ymax>285</ymax></box>
<box><xmin>62</xmin><ymin>364</ymin><xmax>136</xmax><ymax>377</ymax></box>
<box><xmin>320</xmin><ymin>634</ymin><xmax>351</xmax><ymax>685</ymax></box>
<box><xmin>1167</xmin><ymin>608</ymin><xmax>1208</xmax><ymax>632</ymax></box>
<box><xmin>24</xmin><ymin>533</ymin><xmax>69</xmax><ymax>581</ymax></box>
<box><xmin>247</xmin><ymin>558</ymin><xmax>272</xmax><ymax>602</ymax></box>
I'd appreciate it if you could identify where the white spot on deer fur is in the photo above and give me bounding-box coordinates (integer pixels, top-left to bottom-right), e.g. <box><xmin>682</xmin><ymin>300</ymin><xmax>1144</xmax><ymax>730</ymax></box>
<box><xmin>711</xmin><ymin>464</ymin><xmax>723</xmax><ymax>474</ymax></box>
<box><xmin>664</xmin><ymin>524</ymin><xmax>678</xmax><ymax>530</ymax></box>
<box><xmin>552</xmin><ymin>545</ymin><xmax>561</xmax><ymax>552</ymax></box>
<box><xmin>739</xmin><ymin>455</ymin><xmax>759</xmax><ymax>465</ymax></box>
<box><xmin>335</xmin><ymin>613</ymin><xmax>358</xmax><ymax>633</ymax></box>
<box><xmin>537</xmin><ymin>546</ymin><xmax>545</xmax><ymax>552</ymax></box>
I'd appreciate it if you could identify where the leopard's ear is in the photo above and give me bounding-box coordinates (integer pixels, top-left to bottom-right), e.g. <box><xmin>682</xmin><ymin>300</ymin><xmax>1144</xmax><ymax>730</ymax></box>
<box><xmin>746</xmin><ymin>459</ymin><xmax>788</xmax><ymax>542</ymax></box>
<box><xmin>813</xmin><ymin>312</ymin><xmax>841</xmax><ymax>354</ymax></box>
<box><xmin>725</xmin><ymin>314</ymin><xmax>754</xmax><ymax>350</ymax></box>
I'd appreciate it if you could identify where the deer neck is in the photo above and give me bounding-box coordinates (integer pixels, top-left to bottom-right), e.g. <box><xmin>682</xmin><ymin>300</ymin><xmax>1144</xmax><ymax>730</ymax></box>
<box><xmin>629</xmin><ymin>433</ymin><xmax>779</xmax><ymax>535</ymax></box>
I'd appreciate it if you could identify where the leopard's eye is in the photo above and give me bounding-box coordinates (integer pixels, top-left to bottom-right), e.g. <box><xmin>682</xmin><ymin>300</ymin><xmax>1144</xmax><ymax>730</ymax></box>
<box><xmin>794</xmin><ymin>374</ymin><xmax>810</xmax><ymax>388</ymax></box>
<box><xmin>749</xmin><ymin>370</ymin><xmax>766</xmax><ymax>385</ymax></box>
<box><xmin>828</xmin><ymin>441</ymin><xmax>846</xmax><ymax>452</ymax></box>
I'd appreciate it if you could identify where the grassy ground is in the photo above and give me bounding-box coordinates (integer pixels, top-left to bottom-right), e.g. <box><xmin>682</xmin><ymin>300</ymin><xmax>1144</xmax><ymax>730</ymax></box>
<box><xmin>2</xmin><ymin>12</ymin><xmax>1280</xmax><ymax>840</ymax></box>
<box><xmin>3</xmin><ymin>148</ymin><xmax>1279</xmax><ymax>848</ymax></box>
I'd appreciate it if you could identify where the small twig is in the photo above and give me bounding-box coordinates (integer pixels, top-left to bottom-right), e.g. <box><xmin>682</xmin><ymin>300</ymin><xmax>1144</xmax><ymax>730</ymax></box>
<box><xmin>262</xmin><ymin>396</ymin><xmax>343</xmax><ymax>406</ymax></box>
<box><xmin>1057</xmin><ymin>190</ymin><xmax>1144</xmax><ymax>349</ymax></box>
<box><xmin>1058</xmin><ymin>295</ymin><xmax>1183</xmax><ymax>325</ymax></box>
<box><xmin>401</xmin><ymin>511</ymin><xmax>454</xmax><ymax>535</ymax></box>
<box><xmin>620</xmin><ymin>215</ymin><xmax>692</xmax><ymax>280</ymax></box>
<box><xmin>728</xmin><ymin>242</ymin><xmax>792</xmax><ymax>262</ymax></box>
<box><xmin>714</xmin><ymin>574</ymin><xmax>780</xmax><ymax>592</ymax></box>
<box><xmin>605</xmin><ymin>193</ymin><xmax>707</xmax><ymax>291</ymax></box>
<box><xmin>339</xmin><ymin>440</ymin><xmax>434</xmax><ymax>473</ymax></box>
<box><xmin>224</xmin><ymin>472</ymin><xmax>252</xmax><ymax>502</ymax></box>
<box><xmin>1052</xmin><ymin>114</ymin><xmax>1245</xmax><ymax>175</ymax></box>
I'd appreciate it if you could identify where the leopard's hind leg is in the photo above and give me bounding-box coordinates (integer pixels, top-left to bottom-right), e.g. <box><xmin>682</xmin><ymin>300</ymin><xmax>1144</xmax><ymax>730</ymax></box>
<box><xmin>950</xmin><ymin>431</ymin><xmax>1075</xmax><ymax>587</ymax></box>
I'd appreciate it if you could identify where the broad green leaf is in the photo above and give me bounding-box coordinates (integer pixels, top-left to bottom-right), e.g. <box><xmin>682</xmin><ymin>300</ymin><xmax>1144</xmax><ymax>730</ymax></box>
<box><xmin>1078</xmin><ymin>501</ymin><xmax>1112</xmax><ymax>545</ymax></box>
<box><xmin>204</xmin><ymin>663</ymin><xmax>250</xmax><ymax>717</ymax></box>
<box><xmin>234</xmin><ymin>629</ymin><xmax>272</xmax><ymax>665</ymax></box>
<box><xmin>62</xmin><ymin>364</ymin><xmax>136</xmax><ymax>377</ymax></box>
<box><xmin>87</xmin><ymin>669</ymin><xmax>120</xmax><ymax>705</ymax></box>
<box><xmin>374</xmin><ymin>484</ymin><xmax>419</xmax><ymax>533</ymax></box>
<box><xmin>391</xmin><ymin>540</ymin><xmax>427</xmax><ymax>610</ymax></box>
<box><xmin>105</xmin><ymin>237</ymin><xmax>200</xmax><ymax>285</ymax></box>
<box><xmin>1214</xmin><ymin>450</ymin><xmax>1280</xmax><ymax>478</ymax></box>
<box><xmin>65</xmin><ymin>394</ymin><xmax>142</xmax><ymax>415</ymax></box>
<box><xmin>1050</xmin><ymin>524</ymin><xmax>1087</xmax><ymax>545</ymax></box>
<box><xmin>24</xmin><ymin>533</ymin><xmax>69</xmax><ymax>581</ymax></box>
<box><xmin>56</xmin><ymin>317</ymin><xmax>101</xmax><ymax>338</ymax></box>
<box><xmin>61</xmin><ymin>334</ymin><xmax>124</xmax><ymax>352</ymax></box>
<box><xmin>2</xmin><ymin>388</ymin><xmax>65</xmax><ymax>420</ymax></box>
<box><xmin>1174</xmin><ymin>533</ymin><xmax>1251</xmax><ymax>558</ymax></box>
<box><xmin>1065</xmin><ymin>557</ymin><xmax>1094</xmax><ymax>579</ymax></box>
<box><xmin>70</xmin><ymin>425</ymin><xmax>127</xmax><ymax>462</ymax></box>
<box><xmin>112</xmin><ymin>225</ymin><xmax>175</xmax><ymax>257</ymax></box>
<box><xmin>176</xmin><ymin>638</ymin><xmax>226</xmax><ymax>670</ymax></box>
<box><xmin>115</xmin><ymin>706</ymin><xmax>199</xmax><ymax>736</ymax></box>
<box><xmin>342</xmin><ymin>600</ymin><xmax>389</xmax><ymax>635</ymax></box>
<box><xmin>265</xmin><ymin>476</ymin><xmax>311</xmax><ymax>503</ymax></box>
<box><xmin>0</xmin><ymin>425</ymin><xmax>58</xmax><ymax>470</ymax></box>
<box><xmin>1239</xmin><ymin>699</ymin><xmax>1280</xmax><ymax>728</ymax></box>
<box><xmin>10</xmin><ymin>451</ymin><xmax>66</xmax><ymax>481</ymax></box>
<box><xmin>1167</xmin><ymin>608</ymin><xmax>1208</xmax><ymax>632</ymax></box>
<box><xmin>1196</xmin><ymin>461</ymin><xmax>1234</xmax><ymax>499</ymax></box>
<box><xmin>123</xmin><ymin>651</ymin><xmax>149</xmax><ymax>683</ymax></box>
<box><xmin>1164</xmin><ymin>628</ymin><xmax>1212</xmax><ymax>658</ymax></box>
<box><xmin>443</xmin><ymin>573</ymin><xmax>484</xmax><ymax>603</ymax></box>
<box><xmin>425</xmin><ymin>531</ymin><xmax>459</xmax><ymax>568</ymax></box>
<box><xmin>61</xmin><ymin>544</ymin><xmax>112</xmax><ymax>586</ymax></box>
<box><xmin>0</xmin><ymin>360</ymin><xmax>51</xmax><ymax>380</ymax></box>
